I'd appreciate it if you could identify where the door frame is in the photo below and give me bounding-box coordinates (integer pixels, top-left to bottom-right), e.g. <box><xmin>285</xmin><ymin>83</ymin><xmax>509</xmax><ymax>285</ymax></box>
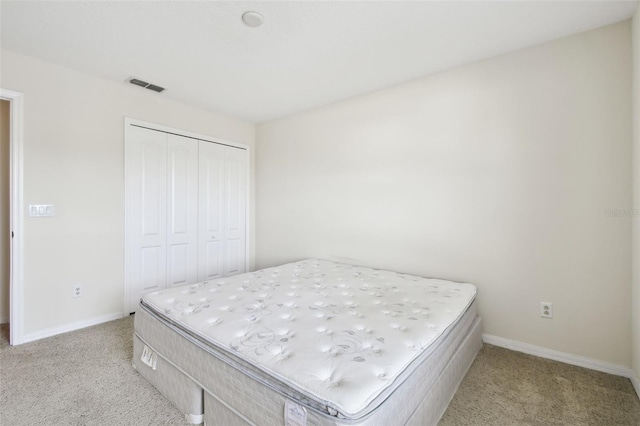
<box><xmin>123</xmin><ymin>117</ymin><xmax>251</xmax><ymax>315</ymax></box>
<box><xmin>1</xmin><ymin>88</ymin><xmax>25</xmax><ymax>345</ymax></box>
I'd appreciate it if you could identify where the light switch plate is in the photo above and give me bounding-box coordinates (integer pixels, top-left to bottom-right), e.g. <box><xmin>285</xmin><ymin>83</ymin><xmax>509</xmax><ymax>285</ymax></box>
<box><xmin>28</xmin><ymin>204</ymin><xmax>55</xmax><ymax>217</ymax></box>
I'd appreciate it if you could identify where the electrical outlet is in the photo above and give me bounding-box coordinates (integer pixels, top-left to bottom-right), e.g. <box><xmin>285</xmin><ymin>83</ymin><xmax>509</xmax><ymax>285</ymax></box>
<box><xmin>540</xmin><ymin>302</ymin><xmax>553</xmax><ymax>319</ymax></box>
<box><xmin>73</xmin><ymin>285</ymin><xmax>82</xmax><ymax>298</ymax></box>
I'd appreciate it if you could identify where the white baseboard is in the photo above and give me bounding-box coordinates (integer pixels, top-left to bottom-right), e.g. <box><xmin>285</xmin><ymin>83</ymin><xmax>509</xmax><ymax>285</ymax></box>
<box><xmin>482</xmin><ymin>333</ymin><xmax>635</xmax><ymax>379</ymax></box>
<box><xmin>22</xmin><ymin>312</ymin><xmax>124</xmax><ymax>344</ymax></box>
<box><xmin>632</xmin><ymin>374</ymin><xmax>640</xmax><ymax>400</ymax></box>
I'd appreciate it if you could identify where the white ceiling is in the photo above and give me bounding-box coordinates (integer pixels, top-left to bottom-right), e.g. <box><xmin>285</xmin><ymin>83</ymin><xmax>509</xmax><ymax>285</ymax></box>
<box><xmin>1</xmin><ymin>1</ymin><xmax>637</xmax><ymax>123</ymax></box>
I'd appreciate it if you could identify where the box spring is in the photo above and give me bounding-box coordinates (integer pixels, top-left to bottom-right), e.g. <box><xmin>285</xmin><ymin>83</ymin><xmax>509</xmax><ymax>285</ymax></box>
<box><xmin>133</xmin><ymin>303</ymin><xmax>480</xmax><ymax>425</ymax></box>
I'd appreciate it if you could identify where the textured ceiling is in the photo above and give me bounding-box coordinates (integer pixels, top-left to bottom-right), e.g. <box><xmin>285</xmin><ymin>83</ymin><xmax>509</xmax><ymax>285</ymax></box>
<box><xmin>1</xmin><ymin>1</ymin><xmax>637</xmax><ymax>123</ymax></box>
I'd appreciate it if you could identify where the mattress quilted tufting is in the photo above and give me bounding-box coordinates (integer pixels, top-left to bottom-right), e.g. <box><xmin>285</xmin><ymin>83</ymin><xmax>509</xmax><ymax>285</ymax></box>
<box><xmin>141</xmin><ymin>259</ymin><xmax>476</xmax><ymax>420</ymax></box>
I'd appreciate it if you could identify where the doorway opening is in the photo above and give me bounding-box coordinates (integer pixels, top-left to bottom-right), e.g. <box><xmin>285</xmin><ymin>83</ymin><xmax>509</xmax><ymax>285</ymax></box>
<box><xmin>1</xmin><ymin>88</ymin><xmax>24</xmax><ymax>346</ymax></box>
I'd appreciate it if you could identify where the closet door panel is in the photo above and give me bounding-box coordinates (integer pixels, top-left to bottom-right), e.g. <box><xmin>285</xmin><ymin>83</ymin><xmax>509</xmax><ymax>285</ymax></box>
<box><xmin>169</xmin><ymin>244</ymin><xmax>188</xmax><ymax>286</ymax></box>
<box><xmin>203</xmin><ymin>240</ymin><xmax>224</xmax><ymax>280</ymax></box>
<box><xmin>225</xmin><ymin>239</ymin><xmax>243</xmax><ymax>276</ymax></box>
<box><xmin>126</xmin><ymin>126</ymin><xmax>167</xmax><ymax>313</ymax></box>
<box><xmin>167</xmin><ymin>134</ymin><xmax>199</xmax><ymax>287</ymax></box>
<box><xmin>224</xmin><ymin>148</ymin><xmax>247</xmax><ymax>276</ymax></box>
<box><xmin>140</xmin><ymin>141</ymin><xmax>165</xmax><ymax>246</ymax></box>
<box><xmin>141</xmin><ymin>246</ymin><xmax>164</xmax><ymax>291</ymax></box>
<box><xmin>198</xmin><ymin>141</ymin><xmax>225</xmax><ymax>281</ymax></box>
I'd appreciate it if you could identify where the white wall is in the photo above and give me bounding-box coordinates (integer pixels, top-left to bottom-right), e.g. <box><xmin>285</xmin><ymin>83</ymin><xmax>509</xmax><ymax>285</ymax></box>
<box><xmin>0</xmin><ymin>49</ymin><xmax>255</xmax><ymax>337</ymax></box>
<box><xmin>632</xmin><ymin>5</ymin><xmax>640</xmax><ymax>384</ymax></box>
<box><xmin>256</xmin><ymin>22</ymin><xmax>632</xmax><ymax>366</ymax></box>
<box><xmin>0</xmin><ymin>100</ymin><xmax>9</xmax><ymax>324</ymax></box>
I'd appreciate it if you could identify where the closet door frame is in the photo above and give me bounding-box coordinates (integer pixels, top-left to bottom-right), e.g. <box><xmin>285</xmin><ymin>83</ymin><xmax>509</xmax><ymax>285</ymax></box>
<box><xmin>124</xmin><ymin>117</ymin><xmax>250</xmax><ymax>315</ymax></box>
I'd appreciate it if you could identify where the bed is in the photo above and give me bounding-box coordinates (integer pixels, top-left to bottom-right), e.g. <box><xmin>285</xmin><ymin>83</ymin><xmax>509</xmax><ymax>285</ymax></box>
<box><xmin>132</xmin><ymin>259</ymin><xmax>482</xmax><ymax>426</ymax></box>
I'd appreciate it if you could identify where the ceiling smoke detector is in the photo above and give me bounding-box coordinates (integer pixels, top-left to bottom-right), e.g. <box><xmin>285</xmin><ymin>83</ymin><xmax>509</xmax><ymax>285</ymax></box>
<box><xmin>127</xmin><ymin>77</ymin><xmax>165</xmax><ymax>93</ymax></box>
<box><xmin>242</xmin><ymin>11</ymin><xmax>263</xmax><ymax>28</ymax></box>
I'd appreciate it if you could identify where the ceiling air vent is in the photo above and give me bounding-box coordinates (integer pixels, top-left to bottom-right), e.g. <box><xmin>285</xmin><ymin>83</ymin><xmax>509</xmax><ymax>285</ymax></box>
<box><xmin>146</xmin><ymin>84</ymin><xmax>165</xmax><ymax>93</ymax></box>
<box><xmin>127</xmin><ymin>77</ymin><xmax>166</xmax><ymax>93</ymax></box>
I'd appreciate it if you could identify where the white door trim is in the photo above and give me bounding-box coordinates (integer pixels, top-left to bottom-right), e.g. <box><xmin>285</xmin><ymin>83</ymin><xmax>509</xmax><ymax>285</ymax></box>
<box><xmin>123</xmin><ymin>117</ymin><xmax>251</xmax><ymax>315</ymax></box>
<box><xmin>1</xmin><ymin>88</ymin><xmax>25</xmax><ymax>345</ymax></box>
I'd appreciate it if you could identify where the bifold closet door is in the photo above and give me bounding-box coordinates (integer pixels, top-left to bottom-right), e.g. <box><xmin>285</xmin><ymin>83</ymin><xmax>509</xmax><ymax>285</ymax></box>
<box><xmin>127</xmin><ymin>122</ymin><xmax>248</xmax><ymax>313</ymax></box>
<box><xmin>198</xmin><ymin>141</ymin><xmax>225</xmax><ymax>282</ymax></box>
<box><xmin>166</xmin><ymin>134</ymin><xmax>198</xmax><ymax>287</ymax></box>
<box><xmin>223</xmin><ymin>147</ymin><xmax>247</xmax><ymax>276</ymax></box>
<box><xmin>198</xmin><ymin>141</ymin><xmax>247</xmax><ymax>281</ymax></box>
<box><xmin>126</xmin><ymin>127</ymin><xmax>198</xmax><ymax>313</ymax></box>
<box><xmin>126</xmin><ymin>126</ymin><xmax>168</xmax><ymax>312</ymax></box>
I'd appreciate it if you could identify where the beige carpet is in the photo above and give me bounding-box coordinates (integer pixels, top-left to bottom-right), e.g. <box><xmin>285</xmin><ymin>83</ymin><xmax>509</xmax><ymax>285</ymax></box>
<box><xmin>0</xmin><ymin>317</ymin><xmax>188</xmax><ymax>426</ymax></box>
<box><xmin>1</xmin><ymin>317</ymin><xmax>639</xmax><ymax>426</ymax></box>
<box><xmin>440</xmin><ymin>345</ymin><xmax>640</xmax><ymax>426</ymax></box>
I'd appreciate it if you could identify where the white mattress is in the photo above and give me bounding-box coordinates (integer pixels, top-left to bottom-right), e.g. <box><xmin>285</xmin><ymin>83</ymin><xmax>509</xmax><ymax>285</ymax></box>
<box><xmin>141</xmin><ymin>259</ymin><xmax>476</xmax><ymax>420</ymax></box>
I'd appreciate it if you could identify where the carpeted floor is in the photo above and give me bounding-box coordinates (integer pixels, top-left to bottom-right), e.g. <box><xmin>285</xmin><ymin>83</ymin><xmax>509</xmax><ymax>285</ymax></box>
<box><xmin>1</xmin><ymin>317</ymin><xmax>639</xmax><ymax>426</ymax></box>
<box><xmin>439</xmin><ymin>345</ymin><xmax>640</xmax><ymax>426</ymax></box>
<box><xmin>0</xmin><ymin>318</ymin><xmax>188</xmax><ymax>426</ymax></box>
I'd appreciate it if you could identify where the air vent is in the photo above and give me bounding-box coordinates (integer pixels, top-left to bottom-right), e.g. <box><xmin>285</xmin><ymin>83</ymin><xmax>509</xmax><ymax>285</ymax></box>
<box><xmin>127</xmin><ymin>77</ymin><xmax>166</xmax><ymax>93</ymax></box>
<box><xmin>129</xmin><ymin>78</ymin><xmax>148</xmax><ymax>88</ymax></box>
<box><xmin>146</xmin><ymin>84</ymin><xmax>165</xmax><ymax>93</ymax></box>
